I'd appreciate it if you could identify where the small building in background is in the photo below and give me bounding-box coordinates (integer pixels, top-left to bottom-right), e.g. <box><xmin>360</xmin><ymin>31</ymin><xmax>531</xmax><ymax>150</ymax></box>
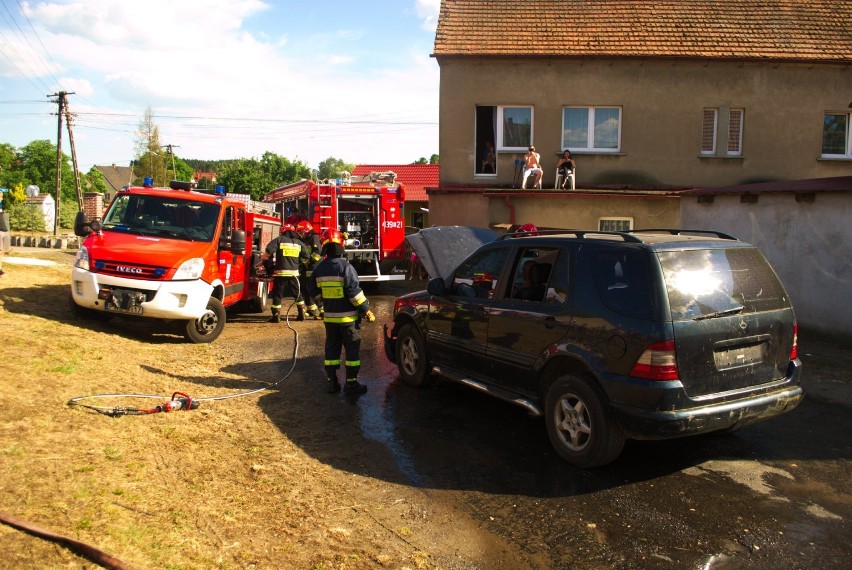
<box><xmin>24</xmin><ymin>193</ymin><xmax>55</xmax><ymax>231</ymax></box>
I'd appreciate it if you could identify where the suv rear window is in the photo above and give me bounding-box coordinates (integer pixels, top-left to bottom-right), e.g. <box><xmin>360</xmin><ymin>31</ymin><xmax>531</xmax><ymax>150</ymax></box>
<box><xmin>659</xmin><ymin>247</ymin><xmax>789</xmax><ymax>321</ymax></box>
<box><xmin>592</xmin><ymin>249</ymin><xmax>653</xmax><ymax>319</ymax></box>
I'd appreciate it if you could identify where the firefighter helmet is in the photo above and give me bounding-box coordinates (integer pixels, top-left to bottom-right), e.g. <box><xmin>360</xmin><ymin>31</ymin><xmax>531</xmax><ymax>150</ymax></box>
<box><xmin>321</xmin><ymin>228</ymin><xmax>344</xmax><ymax>247</ymax></box>
<box><xmin>296</xmin><ymin>220</ymin><xmax>313</xmax><ymax>235</ymax></box>
<box><xmin>280</xmin><ymin>223</ymin><xmax>295</xmax><ymax>234</ymax></box>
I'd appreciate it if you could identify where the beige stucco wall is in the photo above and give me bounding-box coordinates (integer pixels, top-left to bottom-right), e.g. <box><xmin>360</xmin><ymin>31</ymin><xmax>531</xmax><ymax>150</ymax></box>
<box><xmin>483</xmin><ymin>191</ymin><xmax>680</xmax><ymax>229</ymax></box>
<box><xmin>681</xmin><ymin>191</ymin><xmax>852</xmax><ymax>340</ymax></box>
<box><xmin>437</xmin><ymin>58</ymin><xmax>852</xmax><ymax>188</ymax></box>
<box><xmin>427</xmin><ymin>192</ymin><xmax>491</xmax><ymax>227</ymax></box>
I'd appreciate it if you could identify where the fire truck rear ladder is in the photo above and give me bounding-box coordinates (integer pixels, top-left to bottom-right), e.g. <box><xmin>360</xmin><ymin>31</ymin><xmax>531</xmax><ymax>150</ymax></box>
<box><xmin>317</xmin><ymin>183</ymin><xmax>335</xmax><ymax>228</ymax></box>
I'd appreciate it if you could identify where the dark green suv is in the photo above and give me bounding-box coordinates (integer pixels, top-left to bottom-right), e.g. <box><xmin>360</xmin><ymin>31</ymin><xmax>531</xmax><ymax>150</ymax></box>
<box><xmin>384</xmin><ymin>228</ymin><xmax>803</xmax><ymax>467</ymax></box>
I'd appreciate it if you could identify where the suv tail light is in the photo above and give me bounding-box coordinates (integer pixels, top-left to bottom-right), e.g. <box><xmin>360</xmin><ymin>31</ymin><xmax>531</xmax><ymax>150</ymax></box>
<box><xmin>790</xmin><ymin>322</ymin><xmax>798</xmax><ymax>360</ymax></box>
<box><xmin>630</xmin><ymin>340</ymin><xmax>679</xmax><ymax>381</ymax></box>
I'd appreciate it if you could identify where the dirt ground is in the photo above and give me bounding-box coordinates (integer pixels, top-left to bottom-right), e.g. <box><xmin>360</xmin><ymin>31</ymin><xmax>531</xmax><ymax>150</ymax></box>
<box><xmin>0</xmin><ymin>249</ymin><xmax>519</xmax><ymax>570</ymax></box>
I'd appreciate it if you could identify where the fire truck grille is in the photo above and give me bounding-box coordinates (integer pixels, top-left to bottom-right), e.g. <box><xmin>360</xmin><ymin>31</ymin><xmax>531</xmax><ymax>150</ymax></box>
<box><xmin>94</xmin><ymin>259</ymin><xmax>169</xmax><ymax>280</ymax></box>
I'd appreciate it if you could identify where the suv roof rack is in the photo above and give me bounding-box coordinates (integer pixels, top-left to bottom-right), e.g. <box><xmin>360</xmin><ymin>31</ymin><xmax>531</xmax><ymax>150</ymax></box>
<box><xmin>630</xmin><ymin>229</ymin><xmax>739</xmax><ymax>240</ymax></box>
<box><xmin>497</xmin><ymin>229</ymin><xmax>644</xmax><ymax>243</ymax></box>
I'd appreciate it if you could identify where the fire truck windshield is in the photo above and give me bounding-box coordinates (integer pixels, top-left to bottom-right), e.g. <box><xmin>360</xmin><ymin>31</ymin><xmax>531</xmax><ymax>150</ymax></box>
<box><xmin>102</xmin><ymin>194</ymin><xmax>220</xmax><ymax>242</ymax></box>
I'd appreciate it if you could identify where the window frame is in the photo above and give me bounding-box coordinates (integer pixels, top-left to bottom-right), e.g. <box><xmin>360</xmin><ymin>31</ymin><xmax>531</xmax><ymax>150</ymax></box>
<box><xmin>496</xmin><ymin>105</ymin><xmax>534</xmax><ymax>152</ymax></box>
<box><xmin>598</xmin><ymin>217</ymin><xmax>634</xmax><ymax>232</ymax></box>
<box><xmin>561</xmin><ymin>106</ymin><xmax>622</xmax><ymax>153</ymax></box>
<box><xmin>822</xmin><ymin>112</ymin><xmax>852</xmax><ymax>158</ymax></box>
<box><xmin>727</xmin><ymin>108</ymin><xmax>744</xmax><ymax>156</ymax></box>
<box><xmin>701</xmin><ymin>108</ymin><xmax>718</xmax><ymax>155</ymax></box>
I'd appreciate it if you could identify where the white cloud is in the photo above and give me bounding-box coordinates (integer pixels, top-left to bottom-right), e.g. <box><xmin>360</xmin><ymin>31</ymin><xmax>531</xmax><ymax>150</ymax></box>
<box><xmin>5</xmin><ymin>0</ymin><xmax>439</xmax><ymax>169</ymax></box>
<box><xmin>415</xmin><ymin>0</ymin><xmax>441</xmax><ymax>31</ymax></box>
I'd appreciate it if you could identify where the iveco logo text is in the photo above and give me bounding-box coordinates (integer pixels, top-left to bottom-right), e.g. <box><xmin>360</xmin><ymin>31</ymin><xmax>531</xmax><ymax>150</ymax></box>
<box><xmin>116</xmin><ymin>266</ymin><xmax>143</xmax><ymax>274</ymax></box>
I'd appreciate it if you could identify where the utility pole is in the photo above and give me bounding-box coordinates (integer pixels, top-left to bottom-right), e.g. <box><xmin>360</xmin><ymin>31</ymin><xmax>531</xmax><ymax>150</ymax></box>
<box><xmin>163</xmin><ymin>144</ymin><xmax>180</xmax><ymax>183</ymax></box>
<box><xmin>48</xmin><ymin>90</ymin><xmax>76</xmax><ymax>235</ymax></box>
<box><xmin>64</xmin><ymin>102</ymin><xmax>84</xmax><ymax>210</ymax></box>
<box><xmin>50</xmin><ymin>91</ymin><xmax>65</xmax><ymax>236</ymax></box>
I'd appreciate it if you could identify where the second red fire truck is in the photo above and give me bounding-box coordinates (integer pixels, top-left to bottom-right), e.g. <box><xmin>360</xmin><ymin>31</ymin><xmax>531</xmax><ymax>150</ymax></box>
<box><xmin>263</xmin><ymin>171</ymin><xmax>407</xmax><ymax>282</ymax></box>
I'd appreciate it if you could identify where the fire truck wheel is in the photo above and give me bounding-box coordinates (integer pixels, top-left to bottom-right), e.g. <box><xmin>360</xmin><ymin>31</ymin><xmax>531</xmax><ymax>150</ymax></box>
<box><xmin>185</xmin><ymin>297</ymin><xmax>226</xmax><ymax>343</ymax></box>
<box><xmin>249</xmin><ymin>282</ymin><xmax>268</xmax><ymax>313</ymax></box>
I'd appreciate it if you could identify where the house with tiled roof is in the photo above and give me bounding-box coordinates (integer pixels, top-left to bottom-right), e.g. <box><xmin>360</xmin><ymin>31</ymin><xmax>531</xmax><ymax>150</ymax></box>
<box><xmin>93</xmin><ymin>164</ymin><xmax>133</xmax><ymax>195</ymax></box>
<box><xmin>352</xmin><ymin>163</ymin><xmax>438</xmax><ymax>228</ymax></box>
<box><xmin>430</xmin><ymin>0</ymin><xmax>852</xmax><ymax>339</ymax></box>
<box><xmin>432</xmin><ymin>0</ymin><xmax>851</xmax><ymax>196</ymax></box>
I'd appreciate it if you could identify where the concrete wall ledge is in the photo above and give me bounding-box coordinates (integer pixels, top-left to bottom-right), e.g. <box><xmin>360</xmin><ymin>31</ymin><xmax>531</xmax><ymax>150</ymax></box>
<box><xmin>9</xmin><ymin>234</ymin><xmax>78</xmax><ymax>249</ymax></box>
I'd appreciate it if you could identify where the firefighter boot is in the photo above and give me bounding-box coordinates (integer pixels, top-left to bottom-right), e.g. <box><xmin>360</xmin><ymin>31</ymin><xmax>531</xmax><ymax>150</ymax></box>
<box><xmin>268</xmin><ymin>308</ymin><xmax>280</xmax><ymax>323</ymax></box>
<box><xmin>326</xmin><ymin>376</ymin><xmax>341</xmax><ymax>394</ymax></box>
<box><xmin>296</xmin><ymin>305</ymin><xmax>306</xmax><ymax>321</ymax></box>
<box><xmin>343</xmin><ymin>379</ymin><xmax>368</xmax><ymax>396</ymax></box>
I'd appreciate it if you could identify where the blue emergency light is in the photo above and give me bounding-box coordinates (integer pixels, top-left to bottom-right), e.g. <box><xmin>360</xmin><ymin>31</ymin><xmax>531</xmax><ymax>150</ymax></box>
<box><xmin>143</xmin><ymin>177</ymin><xmax>154</xmax><ymax>187</ymax></box>
<box><xmin>215</xmin><ymin>185</ymin><xmax>225</xmax><ymax>195</ymax></box>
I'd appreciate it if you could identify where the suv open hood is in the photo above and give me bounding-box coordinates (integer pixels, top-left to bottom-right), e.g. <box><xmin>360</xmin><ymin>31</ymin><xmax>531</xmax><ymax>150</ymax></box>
<box><xmin>406</xmin><ymin>226</ymin><xmax>498</xmax><ymax>280</ymax></box>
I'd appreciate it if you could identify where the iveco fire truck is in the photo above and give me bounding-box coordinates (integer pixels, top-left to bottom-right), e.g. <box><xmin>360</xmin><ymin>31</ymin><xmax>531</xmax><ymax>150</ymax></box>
<box><xmin>263</xmin><ymin>171</ymin><xmax>407</xmax><ymax>282</ymax></box>
<box><xmin>70</xmin><ymin>180</ymin><xmax>281</xmax><ymax>343</ymax></box>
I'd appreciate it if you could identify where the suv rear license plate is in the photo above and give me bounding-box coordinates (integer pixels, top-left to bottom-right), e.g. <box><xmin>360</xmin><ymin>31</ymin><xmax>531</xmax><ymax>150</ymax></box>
<box><xmin>714</xmin><ymin>341</ymin><xmax>767</xmax><ymax>369</ymax></box>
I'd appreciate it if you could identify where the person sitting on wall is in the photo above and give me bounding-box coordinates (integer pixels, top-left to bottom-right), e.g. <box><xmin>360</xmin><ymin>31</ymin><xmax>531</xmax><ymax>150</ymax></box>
<box><xmin>522</xmin><ymin>145</ymin><xmax>543</xmax><ymax>189</ymax></box>
<box><xmin>556</xmin><ymin>149</ymin><xmax>576</xmax><ymax>188</ymax></box>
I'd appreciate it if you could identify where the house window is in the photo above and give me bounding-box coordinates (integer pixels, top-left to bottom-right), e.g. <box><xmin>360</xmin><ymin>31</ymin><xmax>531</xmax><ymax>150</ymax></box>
<box><xmin>475</xmin><ymin>106</ymin><xmax>498</xmax><ymax>176</ymax></box>
<box><xmin>599</xmin><ymin>217</ymin><xmax>633</xmax><ymax>232</ymax></box>
<box><xmin>562</xmin><ymin>107</ymin><xmax>621</xmax><ymax>152</ymax></box>
<box><xmin>497</xmin><ymin>106</ymin><xmax>533</xmax><ymax>151</ymax></box>
<box><xmin>822</xmin><ymin>113</ymin><xmax>851</xmax><ymax>157</ymax></box>
<box><xmin>728</xmin><ymin>109</ymin><xmax>744</xmax><ymax>155</ymax></box>
<box><xmin>701</xmin><ymin>109</ymin><xmax>718</xmax><ymax>154</ymax></box>
<box><xmin>701</xmin><ymin>107</ymin><xmax>744</xmax><ymax>156</ymax></box>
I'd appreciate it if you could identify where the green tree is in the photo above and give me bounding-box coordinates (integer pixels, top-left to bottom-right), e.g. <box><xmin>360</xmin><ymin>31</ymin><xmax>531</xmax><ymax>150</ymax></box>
<box><xmin>429</xmin><ymin>154</ymin><xmax>439</xmax><ymax>164</ymax></box>
<box><xmin>133</xmin><ymin>106</ymin><xmax>165</xmax><ymax>185</ymax></box>
<box><xmin>316</xmin><ymin>156</ymin><xmax>355</xmax><ymax>181</ymax></box>
<box><xmin>413</xmin><ymin>157</ymin><xmax>428</xmax><ymax>165</ymax></box>
<box><xmin>218</xmin><ymin>152</ymin><xmax>312</xmax><ymax>200</ymax></box>
<box><xmin>84</xmin><ymin>166</ymin><xmax>108</xmax><ymax>194</ymax></box>
<box><xmin>17</xmin><ymin>140</ymin><xmax>77</xmax><ymax>202</ymax></box>
<box><xmin>164</xmin><ymin>155</ymin><xmax>194</xmax><ymax>184</ymax></box>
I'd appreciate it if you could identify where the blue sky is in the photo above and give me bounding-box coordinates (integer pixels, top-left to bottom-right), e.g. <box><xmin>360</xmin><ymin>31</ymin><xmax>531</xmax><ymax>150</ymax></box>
<box><xmin>0</xmin><ymin>0</ymin><xmax>440</xmax><ymax>171</ymax></box>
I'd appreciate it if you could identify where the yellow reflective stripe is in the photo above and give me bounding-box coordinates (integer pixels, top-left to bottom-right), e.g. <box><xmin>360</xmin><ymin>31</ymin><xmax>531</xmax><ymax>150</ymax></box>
<box><xmin>311</xmin><ymin>252</ymin><xmax>321</xmax><ymax>262</ymax></box>
<box><xmin>345</xmin><ymin>360</ymin><xmax>360</xmax><ymax>367</ymax></box>
<box><xmin>279</xmin><ymin>242</ymin><xmax>302</xmax><ymax>258</ymax></box>
<box><xmin>349</xmin><ymin>290</ymin><xmax>367</xmax><ymax>307</ymax></box>
<box><xmin>325</xmin><ymin>359</ymin><xmax>340</xmax><ymax>366</ymax></box>
<box><xmin>323</xmin><ymin>314</ymin><xmax>358</xmax><ymax>324</ymax></box>
<box><xmin>274</xmin><ymin>269</ymin><xmax>300</xmax><ymax>277</ymax></box>
<box><xmin>318</xmin><ymin>281</ymin><xmax>344</xmax><ymax>299</ymax></box>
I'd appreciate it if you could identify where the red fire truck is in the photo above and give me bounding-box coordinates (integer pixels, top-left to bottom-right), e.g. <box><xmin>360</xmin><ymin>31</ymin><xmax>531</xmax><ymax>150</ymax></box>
<box><xmin>70</xmin><ymin>180</ymin><xmax>281</xmax><ymax>343</ymax></box>
<box><xmin>263</xmin><ymin>171</ymin><xmax>407</xmax><ymax>282</ymax></box>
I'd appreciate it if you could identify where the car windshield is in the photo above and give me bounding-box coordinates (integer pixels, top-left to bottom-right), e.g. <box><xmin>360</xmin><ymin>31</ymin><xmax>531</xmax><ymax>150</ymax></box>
<box><xmin>659</xmin><ymin>247</ymin><xmax>789</xmax><ymax>321</ymax></box>
<box><xmin>102</xmin><ymin>194</ymin><xmax>220</xmax><ymax>242</ymax></box>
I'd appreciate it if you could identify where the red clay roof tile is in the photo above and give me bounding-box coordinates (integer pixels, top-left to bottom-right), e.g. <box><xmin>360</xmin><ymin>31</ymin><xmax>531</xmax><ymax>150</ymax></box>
<box><xmin>433</xmin><ymin>0</ymin><xmax>852</xmax><ymax>62</ymax></box>
<box><xmin>352</xmin><ymin>164</ymin><xmax>439</xmax><ymax>202</ymax></box>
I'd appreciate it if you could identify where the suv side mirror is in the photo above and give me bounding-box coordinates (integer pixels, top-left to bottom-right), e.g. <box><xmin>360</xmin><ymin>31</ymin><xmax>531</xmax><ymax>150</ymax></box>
<box><xmin>427</xmin><ymin>276</ymin><xmax>446</xmax><ymax>296</ymax></box>
<box><xmin>73</xmin><ymin>211</ymin><xmax>101</xmax><ymax>237</ymax></box>
<box><xmin>230</xmin><ymin>229</ymin><xmax>246</xmax><ymax>255</ymax></box>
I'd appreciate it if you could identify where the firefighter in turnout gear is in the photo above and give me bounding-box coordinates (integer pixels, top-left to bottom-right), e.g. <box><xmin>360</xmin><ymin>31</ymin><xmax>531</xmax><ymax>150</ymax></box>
<box><xmin>307</xmin><ymin>228</ymin><xmax>376</xmax><ymax>396</ymax></box>
<box><xmin>296</xmin><ymin>220</ymin><xmax>323</xmax><ymax>320</ymax></box>
<box><xmin>262</xmin><ymin>223</ymin><xmax>309</xmax><ymax>322</ymax></box>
